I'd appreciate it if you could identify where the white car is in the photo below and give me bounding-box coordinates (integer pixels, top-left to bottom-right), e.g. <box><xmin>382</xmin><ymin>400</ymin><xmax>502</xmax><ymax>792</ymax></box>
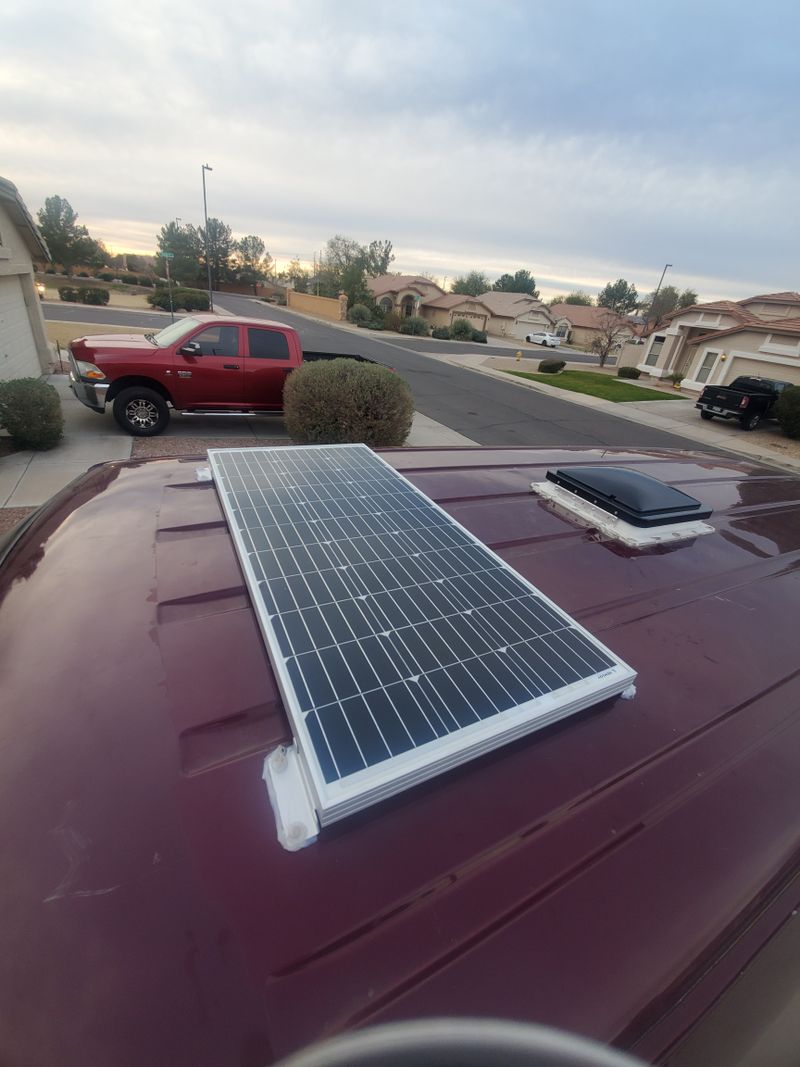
<box><xmin>526</xmin><ymin>331</ymin><xmax>561</xmax><ymax>348</ymax></box>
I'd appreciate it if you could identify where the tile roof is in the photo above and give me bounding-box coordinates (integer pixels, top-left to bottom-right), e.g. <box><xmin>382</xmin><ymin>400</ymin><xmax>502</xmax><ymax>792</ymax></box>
<box><xmin>659</xmin><ymin>300</ymin><xmax>758</xmax><ymax>327</ymax></box>
<box><xmin>549</xmin><ymin>304</ymin><xmax>630</xmax><ymax>330</ymax></box>
<box><xmin>368</xmin><ymin>274</ymin><xmax>444</xmax><ymax>297</ymax></box>
<box><xmin>474</xmin><ymin>291</ymin><xmax>549</xmax><ymax>318</ymax></box>
<box><xmin>739</xmin><ymin>292</ymin><xmax>800</xmax><ymax>305</ymax></box>
<box><xmin>423</xmin><ymin>294</ymin><xmax>494</xmax><ymax>312</ymax></box>
<box><xmin>686</xmin><ymin>317</ymin><xmax>800</xmax><ymax>348</ymax></box>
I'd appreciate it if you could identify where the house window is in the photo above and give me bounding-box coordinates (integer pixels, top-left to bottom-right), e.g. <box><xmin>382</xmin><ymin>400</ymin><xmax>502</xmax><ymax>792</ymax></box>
<box><xmin>379</xmin><ymin>297</ymin><xmax>393</xmax><ymax>314</ymax></box>
<box><xmin>555</xmin><ymin>323</ymin><xmax>569</xmax><ymax>338</ymax></box>
<box><xmin>695</xmin><ymin>350</ymin><xmax>719</xmax><ymax>384</ymax></box>
<box><xmin>645</xmin><ymin>335</ymin><xmax>666</xmax><ymax>366</ymax></box>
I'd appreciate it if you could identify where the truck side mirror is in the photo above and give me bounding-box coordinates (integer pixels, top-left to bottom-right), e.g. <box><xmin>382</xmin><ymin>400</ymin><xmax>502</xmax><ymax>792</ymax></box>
<box><xmin>179</xmin><ymin>341</ymin><xmax>202</xmax><ymax>356</ymax></box>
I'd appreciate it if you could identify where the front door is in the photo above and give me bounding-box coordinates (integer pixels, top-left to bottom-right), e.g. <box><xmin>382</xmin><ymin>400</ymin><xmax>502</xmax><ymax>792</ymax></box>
<box><xmin>171</xmin><ymin>324</ymin><xmax>244</xmax><ymax>408</ymax></box>
<box><xmin>243</xmin><ymin>326</ymin><xmax>294</xmax><ymax>408</ymax></box>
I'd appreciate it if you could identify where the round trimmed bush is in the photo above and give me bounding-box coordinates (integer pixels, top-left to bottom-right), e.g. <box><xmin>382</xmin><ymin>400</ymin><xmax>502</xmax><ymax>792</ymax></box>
<box><xmin>399</xmin><ymin>315</ymin><xmax>429</xmax><ymax>336</ymax></box>
<box><xmin>284</xmin><ymin>359</ymin><xmax>414</xmax><ymax>447</ymax></box>
<box><xmin>538</xmin><ymin>358</ymin><xmax>566</xmax><ymax>374</ymax></box>
<box><xmin>776</xmin><ymin>385</ymin><xmax>800</xmax><ymax>439</ymax></box>
<box><xmin>122</xmin><ymin>274</ymin><xmax>139</xmax><ymax>285</ymax></box>
<box><xmin>617</xmin><ymin>366</ymin><xmax>641</xmax><ymax>379</ymax></box>
<box><xmin>347</xmin><ymin>303</ymin><xmax>372</xmax><ymax>325</ymax></box>
<box><xmin>471</xmin><ymin>329</ymin><xmax>488</xmax><ymax>344</ymax></box>
<box><xmin>98</xmin><ymin>272</ymin><xmax>115</xmax><ymax>282</ymax></box>
<box><xmin>431</xmin><ymin>326</ymin><xmax>450</xmax><ymax>340</ymax></box>
<box><xmin>450</xmin><ymin>318</ymin><xmax>474</xmax><ymax>342</ymax></box>
<box><xmin>79</xmin><ymin>288</ymin><xmax>110</xmax><ymax>305</ymax></box>
<box><xmin>0</xmin><ymin>378</ymin><xmax>64</xmax><ymax>450</ymax></box>
<box><xmin>58</xmin><ymin>287</ymin><xmax>79</xmax><ymax>302</ymax></box>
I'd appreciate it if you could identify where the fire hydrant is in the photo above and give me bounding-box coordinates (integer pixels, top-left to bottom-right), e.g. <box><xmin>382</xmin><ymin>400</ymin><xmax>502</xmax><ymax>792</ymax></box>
<box><xmin>516</xmin><ymin>350</ymin><xmax>522</xmax><ymax>363</ymax></box>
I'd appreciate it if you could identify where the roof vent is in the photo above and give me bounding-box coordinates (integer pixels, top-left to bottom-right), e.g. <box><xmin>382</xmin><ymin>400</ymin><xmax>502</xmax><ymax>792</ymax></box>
<box><xmin>532</xmin><ymin>467</ymin><xmax>713</xmax><ymax>547</ymax></box>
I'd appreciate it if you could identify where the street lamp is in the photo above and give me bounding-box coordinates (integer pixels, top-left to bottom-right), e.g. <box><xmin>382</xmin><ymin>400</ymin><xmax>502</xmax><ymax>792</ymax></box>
<box><xmin>649</xmin><ymin>263</ymin><xmax>672</xmax><ymax>328</ymax></box>
<box><xmin>201</xmin><ymin>164</ymin><xmax>214</xmax><ymax>312</ymax></box>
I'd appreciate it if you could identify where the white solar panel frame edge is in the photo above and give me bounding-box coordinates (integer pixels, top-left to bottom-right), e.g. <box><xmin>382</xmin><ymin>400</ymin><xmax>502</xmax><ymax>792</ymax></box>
<box><xmin>207</xmin><ymin>444</ymin><xmax>637</xmax><ymax>828</ymax></box>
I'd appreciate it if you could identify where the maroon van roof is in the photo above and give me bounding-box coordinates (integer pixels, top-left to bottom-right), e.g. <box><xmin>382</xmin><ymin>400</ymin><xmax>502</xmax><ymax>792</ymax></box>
<box><xmin>1</xmin><ymin>446</ymin><xmax>799</xmax><ymax>1066</ymax></box>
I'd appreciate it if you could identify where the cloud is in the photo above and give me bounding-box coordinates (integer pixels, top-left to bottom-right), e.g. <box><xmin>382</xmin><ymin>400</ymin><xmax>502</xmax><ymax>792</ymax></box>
<box><xmin>6</xmin><ymin>0</ymin><xmax>799</xmax><ymax>300</ymax></box>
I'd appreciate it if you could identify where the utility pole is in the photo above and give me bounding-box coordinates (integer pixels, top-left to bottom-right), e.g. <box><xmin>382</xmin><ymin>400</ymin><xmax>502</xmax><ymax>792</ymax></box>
<box><xmin>201</xmin><ymin>164</ymin><xmax>214</xmax><ymax>312</ymax></box>
<box><xmin>649</xmin><ymin>263</ymin><xmax>672</xmax><ymax>329</ymax></box>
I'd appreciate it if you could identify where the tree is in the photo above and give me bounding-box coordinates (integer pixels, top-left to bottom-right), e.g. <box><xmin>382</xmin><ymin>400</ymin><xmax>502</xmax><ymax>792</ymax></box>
<box><xmin>643</xmin><ymin>284</ymin><xmax>680</xmax><ymax>324</ymax></box>
<box><xmin>234</xmin><ymin>235</ymin><xmax>273</xmax><ymax>293</ymax></box>
<box><xmin>493</xmin><ymin>269</ymin><xmax>539</xmax><ymax>297</ymax></box>
<box><xmin>199</xmin><ymin>218</ymin><xmax>235</xmax><ymax>290</ymax></box>
<box><xmin>590</xmin><ymin>311</ymin><xmax>630</xmax><ymax>368</ymax></box>
<box><xmin>451</xmin><ymin>271</ymin><xmax>491</xmax><ymax>296</ymax></box>
<box><xmin>561</xmin><ymin>291</ymin><xmax>594</xmax><ymax>306</ymax></box>
<box><xmin>280</xmin><ymin>258</ymin><xmax>309</xmax><ymax>293</ymax></box>
<box><xmin>597</xmin><ymin>278</ymin><xmax>639</xmax><ymax>315</ymax></box>
<box><xmin>362</xmin><ymin>239</ymin><xmax>394</xmax><ymax>277</ymax></box>
<box><xmin>36</xmin><ymin>195</ymin><xmax>103</xmax><ymax>275</ymax></box>
<box><xmin>678</xmin><ymin>288</ymin><xmax>699</xmax><ymax>309</ymax></box>
<box><xmin>157</xmin><ymin>221</ymin><xmax>203</xmax><ymax>287</ymax></box>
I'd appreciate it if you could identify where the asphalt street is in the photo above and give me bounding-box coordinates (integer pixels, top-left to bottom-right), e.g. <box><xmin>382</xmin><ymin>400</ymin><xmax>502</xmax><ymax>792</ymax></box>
<box><xmin>46</xmin><ymin>295</ymin><xmax>698</xmax><ymax>450</ymax></box>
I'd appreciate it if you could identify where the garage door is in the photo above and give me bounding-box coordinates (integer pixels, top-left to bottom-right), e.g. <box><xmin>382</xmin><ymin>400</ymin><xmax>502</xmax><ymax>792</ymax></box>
<box><xmin>0</xmin><ymin>275</ymin><xmax>41</xmax><ymax>381</ymax></box>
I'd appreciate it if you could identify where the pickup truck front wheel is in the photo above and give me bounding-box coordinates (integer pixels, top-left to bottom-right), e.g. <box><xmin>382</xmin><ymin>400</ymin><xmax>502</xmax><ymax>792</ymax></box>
<box><xmin>740</xmin><ymin>412</ymin><xmax>762</xmax><ymax>431</ymax></box>
<box><xmin>113</xmin><ymin>387</ymin><xmax>170</xmax><ymax>436</ymax></box>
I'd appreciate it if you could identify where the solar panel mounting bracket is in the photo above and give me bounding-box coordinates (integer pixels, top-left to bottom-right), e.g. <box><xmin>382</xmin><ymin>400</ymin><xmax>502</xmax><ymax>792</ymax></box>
<box><xmin>263</xmin><ymin>744</ymin><xmax>319</xmax><ymax>851</ymax></box>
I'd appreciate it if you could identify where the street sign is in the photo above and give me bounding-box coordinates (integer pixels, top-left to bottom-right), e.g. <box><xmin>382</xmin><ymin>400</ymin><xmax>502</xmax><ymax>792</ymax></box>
<box><xmin>161</xmin><ymin>251</ymin><xmax>175</xmax><ymax>259</ymax></box>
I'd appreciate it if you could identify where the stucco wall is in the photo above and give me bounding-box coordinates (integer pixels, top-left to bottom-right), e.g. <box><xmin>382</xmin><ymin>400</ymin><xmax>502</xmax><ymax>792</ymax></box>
<box><xmin>287</xmin><ymin>289</ymin><xmax>346</xmax><ymax>321</ymax></box>
<box><xmin>681</xmin><ymin>330</ymin><xmax>800</xmax><ymax>391</ymax></box>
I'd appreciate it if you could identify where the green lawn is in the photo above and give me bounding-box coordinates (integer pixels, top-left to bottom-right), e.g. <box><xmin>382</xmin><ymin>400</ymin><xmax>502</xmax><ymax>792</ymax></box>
<box><xmin>504</xmin><ymin>369</ymin><xmax>681</xmax><ymax>402</ymax></box>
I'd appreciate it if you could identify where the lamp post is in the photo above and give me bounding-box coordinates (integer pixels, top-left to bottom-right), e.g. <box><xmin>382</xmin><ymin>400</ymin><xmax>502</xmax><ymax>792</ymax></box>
<box><xmin>201</xmin><ymin>164</ymin><xmax>214</xmax><ymax>312</ymax></box>
<box><xmin>649</xmin><ymin>263</ymin><xmax>672</xmax><ymax>328</ymax></box>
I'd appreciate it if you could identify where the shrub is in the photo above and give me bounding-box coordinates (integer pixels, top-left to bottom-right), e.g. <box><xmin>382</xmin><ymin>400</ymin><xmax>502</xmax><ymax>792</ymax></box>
<box><xmin>450</xmin><ymin>318</ymin><xmax>474</xmax><ymax>342</ymax></box>
<box><xmin>148</xmin><ymin>287</ymin><xmax>209</xmax><ymax>312</ymax></box>
<box><xmin>58</xmin><ymin>287</ymin><xmax>79</xmax><ymax>302</ymax></box>
<box><xmin>363</xmin><ymin>321</ymin><xmax>384</xmax><ymax>330</ymax></box>
<box><xmin>137</xmin><ymin>275</ymin><xmax>154</xmax><ymax>287</ymax></box>
<box><xmin>284</xmin><ymin>359</ymin><xmax>413</xmax><ymax>447</ymax></box>
<box><xmin>667</xmin><ymin>372</ymin><xmax>684</xmax><ymax>386</ymax></box>
<box><xmin>471</xmin><ymin>329</ymin><xmax>488</xmax><ymax>344</ymax></box>
<box><xmin>0</xmin><ymin>378</ymin><xmax>64</xmax><ymax>450</ymax></box>
<box><xmin>347</xmin><ymin>303</ymin><xmax>372</xmax><ymax>325</ymax></box>
<box><xmin>383</xmin><ymin>311</ymin><xmax>403</xmax><ymax>333</ymax></box>
<box><xmin>98</xmin><ymin>272</ymin><xmax>115</xmax><ymax>282</ymax></box>
<box><xmin>617</xmin><ymin>366</ymin><xmax>641</xmax><ymax>379</ymax></box>
<box><xmin>432</xmin><ymin>326</ymin><xmax>451</xmax><ymax>340</ymax></box>
<box><xmin>776</xmin><ymin>385</ymin><xmax>800</xmax><ymax>439</ymax></box>
<box><xmin>399</xmin><ymin>315</ymin><xmax>429</xmax><ymax>336</ymax></box>
<box><xmin>538</xmin><ymin>358</ymin><xmax>566</xmax><ymax>374</ymax></box>
<box><xmin>45</xmin><ymin>267</ymin><xmax>56</xmax><ymax>275</ymax></box>
<box><xmin>79</xmin><ymin>288</ymin><xmax>110</xmax><ymax>305</ymax></box>
<box><xmin>78</xmin><ymin>271</ymin><xmax>91</xmax><ymax>278</ymax></box>
<box><xmin>183</xmin><ymin>290</ymin><xmax>210</xmax><ymax>311</ymax></box>
<box><xmin>122</xmin><ymin>274</ymin><xmax>139</xmax><ymax>285</ymax></box>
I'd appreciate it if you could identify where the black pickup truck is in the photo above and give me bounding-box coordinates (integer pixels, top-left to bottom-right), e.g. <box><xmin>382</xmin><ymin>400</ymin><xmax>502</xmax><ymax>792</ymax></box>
<box><xmin>696</xmin><ymin>375</ymin><xmax>792</xmax><ymax>431</ymax></box>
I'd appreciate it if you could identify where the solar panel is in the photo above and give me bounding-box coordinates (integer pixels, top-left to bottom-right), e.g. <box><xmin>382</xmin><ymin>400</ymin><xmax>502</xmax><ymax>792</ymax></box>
<box><xmin>208</xmin><ymin>444</ymin><xmax>636</xmax><ymax>848</ymax></box>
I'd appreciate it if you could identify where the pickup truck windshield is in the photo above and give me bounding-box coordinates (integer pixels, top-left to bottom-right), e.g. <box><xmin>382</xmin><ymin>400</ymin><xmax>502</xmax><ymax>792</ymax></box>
<box><xmin>152</xmin><ymin>317</ymin><xmax>202</xmax><ymax>348</ymax></box>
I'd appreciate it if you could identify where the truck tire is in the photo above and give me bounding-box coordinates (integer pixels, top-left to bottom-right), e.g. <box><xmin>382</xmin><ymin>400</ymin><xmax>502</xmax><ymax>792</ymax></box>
<box><xmin>700</xmin><ymin>410</ymin><xmax>714</xmax><ymax>420</ymax></box>
<box><xmin>740</xmin><ymin>412</ymin><xmax>762</xmax><ymax>431</ymax></box>
<box><xmin>113</xmin><ymin>387</ymin><xmax>170</xmax><ymax>436</ymax></box>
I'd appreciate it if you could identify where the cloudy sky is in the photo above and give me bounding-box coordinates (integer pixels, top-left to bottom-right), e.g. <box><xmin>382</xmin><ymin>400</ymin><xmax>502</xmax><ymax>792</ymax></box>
<box><xmin>6</xmin><ymin>0</ymin><xmax>798</xmax><ymax>301</ymax></box>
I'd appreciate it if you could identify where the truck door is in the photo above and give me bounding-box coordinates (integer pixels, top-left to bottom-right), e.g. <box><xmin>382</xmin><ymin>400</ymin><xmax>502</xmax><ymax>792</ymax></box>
<box><xmin>243</xmin><ymin>326</ymin><xmax>294</xmax><ymax>408</ymax></box>
<box><xmin>171</xmin><ymin>323</ymin><xmax>244</xmax><ymax>408</ymax></box>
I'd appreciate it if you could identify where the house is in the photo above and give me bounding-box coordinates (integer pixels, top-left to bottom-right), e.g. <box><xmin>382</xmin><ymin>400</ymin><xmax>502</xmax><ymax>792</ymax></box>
<box><xmin>368</xmin><ymin>274</ymin><xmax>446</xmax><ymax>317</ymax></box>
<box><xmin>367</xmin><ymin>274</ymin><xmax>554</xmax><ymax>338</ymax></box>
<box><xmin>550</xmin><ymin>303</ymin><xmax>636</xmax><ymax>349</ymax></box>
<box><xmin>0</xmin><ymin>177</ymin><xmax>51</xmax><ymax>381</ymax></box>
<box><xmin>638</xmin><ymin>292</ymin><xmax>800</xmax><ymax>391</ymax></box>
<box><xmin>469</xmin><ymin>291</ymin><xmax>554</xmax><ymax>340</ymax></box>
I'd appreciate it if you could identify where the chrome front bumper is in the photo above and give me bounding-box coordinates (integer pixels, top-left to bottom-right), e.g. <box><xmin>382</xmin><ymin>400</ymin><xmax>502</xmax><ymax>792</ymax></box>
<box><xmin>68</xmin><ymin>351</ymin><xmax>110</xmax><ymax>413</ymax></box>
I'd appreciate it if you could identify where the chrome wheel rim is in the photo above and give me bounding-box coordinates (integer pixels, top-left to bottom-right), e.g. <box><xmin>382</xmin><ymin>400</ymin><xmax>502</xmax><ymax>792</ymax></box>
<box><xmin>126</xmin><ymin>398</ymin><xmax>159</xmax><ymax>429</ymax></box>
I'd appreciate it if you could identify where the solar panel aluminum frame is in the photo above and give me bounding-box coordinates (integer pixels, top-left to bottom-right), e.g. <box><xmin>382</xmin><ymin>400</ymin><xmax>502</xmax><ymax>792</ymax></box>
<box><xmin>208</xmin><ymin>445</ymin><xmax>637</xmax><ymax>841</ymax></box>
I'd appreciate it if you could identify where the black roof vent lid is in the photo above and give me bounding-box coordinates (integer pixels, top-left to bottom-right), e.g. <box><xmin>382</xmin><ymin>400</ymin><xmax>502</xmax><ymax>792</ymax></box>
<box><xmin>545</xmin><ymin>467</ymin><xmax>712</xmax><ymax>529</ymax></box>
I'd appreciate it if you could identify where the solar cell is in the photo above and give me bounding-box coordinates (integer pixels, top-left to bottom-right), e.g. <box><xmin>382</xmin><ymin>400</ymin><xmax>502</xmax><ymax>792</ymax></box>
<box><xmin>208</xmin><ymin>445</ymin><xmax>636</xmax><ymax>844</ymax></box>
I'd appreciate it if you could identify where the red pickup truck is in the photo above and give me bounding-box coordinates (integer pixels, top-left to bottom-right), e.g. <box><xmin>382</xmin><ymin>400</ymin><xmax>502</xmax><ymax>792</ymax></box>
<box><xmin>68</xmin><ymin>314</ymin><xmax>374</xmax><ymax>436</ymax></box>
